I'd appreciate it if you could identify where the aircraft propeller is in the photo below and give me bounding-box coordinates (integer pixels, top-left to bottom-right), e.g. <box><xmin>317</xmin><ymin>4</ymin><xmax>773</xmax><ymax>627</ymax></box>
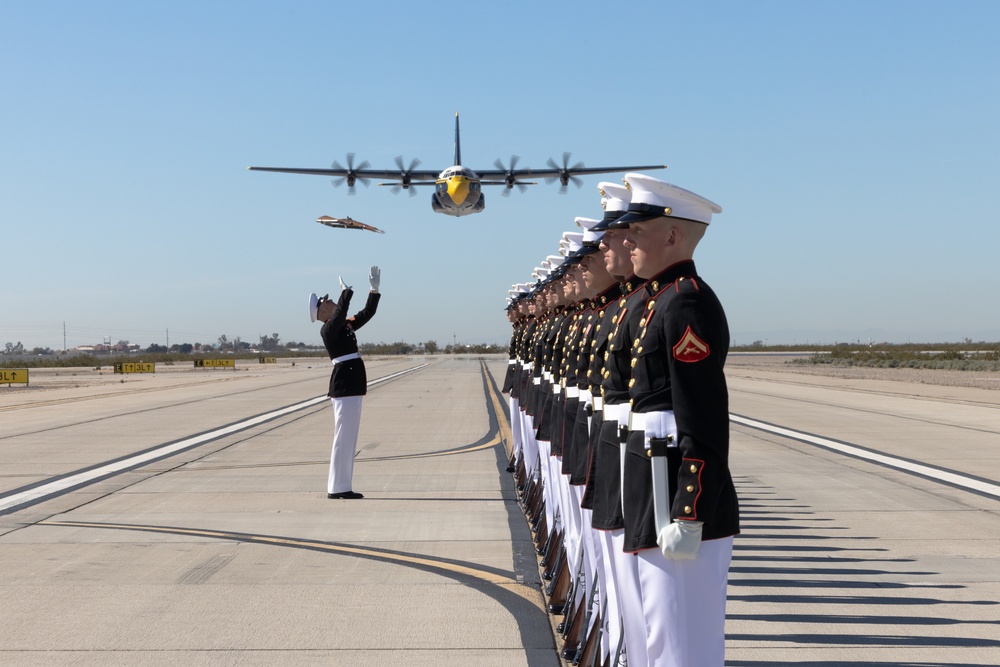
<box><xmin>494</xmin><ymin>155</ymin><xmax>528</xmax><ymax>196</ymax></box>
<box><xmin>390</xmin><ymin>156</ymin><xmax>421</xmax><ymax>196</ymax></box>
<box><xmin>330</xmin><ymin>153</ymin><xmax>371</xmax><ymax>194</ymax></box>
<box><xmin>545</xmin><ymin>152</ymin><xmax>585</xmax><ymax>193</ymax></box>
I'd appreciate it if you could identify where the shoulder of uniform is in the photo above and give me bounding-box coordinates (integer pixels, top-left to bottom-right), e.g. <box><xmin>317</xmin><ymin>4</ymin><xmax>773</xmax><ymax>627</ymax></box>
<box><xmin>674</xmin><ymin>275</ymin><xmax>701</xmax><ymax>293</ymax></box>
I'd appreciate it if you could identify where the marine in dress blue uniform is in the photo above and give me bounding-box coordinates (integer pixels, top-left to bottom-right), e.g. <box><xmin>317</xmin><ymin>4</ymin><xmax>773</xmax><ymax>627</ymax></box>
<box><xmin>310</xmin><ymin>266</ymin><xmax>382</xmax><ymax>499</ymax></box>
<box><xmin>614</xmin><ymin>174</ymin><xmax>738</xmax><ymax>667</ymax></box>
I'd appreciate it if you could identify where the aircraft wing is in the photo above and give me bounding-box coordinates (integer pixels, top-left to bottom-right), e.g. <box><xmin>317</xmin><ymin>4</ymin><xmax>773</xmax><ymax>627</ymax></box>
<box><xmin>474</xmin><ymin>164</ymin><xmax>668</xmax><ymax>179</ymax></box>
<box><xmin>248</xmin><ymin>166</ymin><xmax>440</xmax><ymax>180</ymax></box>
<box><xmin>474</xmin><ymin>158</ymin><xmax>667</xmax><ymax>191</ymax></box>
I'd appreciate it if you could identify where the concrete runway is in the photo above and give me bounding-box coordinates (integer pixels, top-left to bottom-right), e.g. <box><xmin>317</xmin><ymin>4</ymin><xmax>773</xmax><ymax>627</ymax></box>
<box><xmin>1</xmin><ymin>355</ymin><xmax>998</xmax><ymax>665</ymax></box>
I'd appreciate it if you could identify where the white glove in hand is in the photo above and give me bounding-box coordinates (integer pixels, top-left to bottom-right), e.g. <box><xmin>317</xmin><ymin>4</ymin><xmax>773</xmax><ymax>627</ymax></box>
<box><xmin>368</xmin><ymin>265</ymin><xmax>380</xmax><ymax>292</ymax></box>
<box><xmin>657</xmin><ymin>520</ymin><xmax>703</xmax><ymax>560</ymax></box>
<box><xmin>338</xmin><ymin>276</ymin><xmax>350</xmax><ymax>292</ymax></box>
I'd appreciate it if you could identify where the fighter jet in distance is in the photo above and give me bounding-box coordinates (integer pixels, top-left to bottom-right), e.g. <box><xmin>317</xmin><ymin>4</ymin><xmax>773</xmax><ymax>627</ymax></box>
<box><xmin>316</xmin><ymin>215</ymin><xmax>385</xmax><ymax>234</ymax></box>
<box><xmin>249</xmin><ymin>113</ymin><xmax>667</xmax><ymax>217</ymax></box>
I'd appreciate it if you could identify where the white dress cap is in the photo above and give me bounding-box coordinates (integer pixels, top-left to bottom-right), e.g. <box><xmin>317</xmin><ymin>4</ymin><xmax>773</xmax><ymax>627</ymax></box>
<box><xmin>546</xmin><ymin>254</ymin><xmax>566</xmax><ymax>267</ymax></box>
<box><xmin>619</xmin><ymin>173</ymin><xmax>721</xmax><ymax>225</ymax></box>
<box><xmin>574</xmin><ymin>216</ymin><xmax>604</xmax><ymax>246</ymax></box>
<box><xmin>559</xmin><ymin>232</ymin><xmax>583</xmax><ymax>255</ymax></box>
<box><xmin>597</xmin><ymin>181</ymin><xmax>632</xmax><ymax>215</ymax></box>
<box><xmin>308</xmin><ymin>292</ymin><xmax>319</xmax><ymax>322</ymax></box>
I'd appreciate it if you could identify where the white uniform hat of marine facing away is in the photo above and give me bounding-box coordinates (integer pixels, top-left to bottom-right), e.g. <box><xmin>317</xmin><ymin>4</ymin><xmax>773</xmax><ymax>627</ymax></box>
<box><xmin>593</xmin><ymin>181</ymin><xmax>632</xmax><ymax>232</ymax></box>
<box><xmin>610</xmin><ymin>173</ymin><xmax>722</xmax><ymax>228</ymax></box>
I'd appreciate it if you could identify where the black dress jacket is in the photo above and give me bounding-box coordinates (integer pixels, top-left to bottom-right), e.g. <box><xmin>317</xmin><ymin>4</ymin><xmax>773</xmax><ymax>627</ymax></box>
<box><xmin>321</xmin><ymin>288</ymin><xmax>380</xmax><ymax>398</ymax></box>
<box><xmin>621</xmin><ymin>260</ymin><xmax>739</xmax><ymax>551</ymax></box>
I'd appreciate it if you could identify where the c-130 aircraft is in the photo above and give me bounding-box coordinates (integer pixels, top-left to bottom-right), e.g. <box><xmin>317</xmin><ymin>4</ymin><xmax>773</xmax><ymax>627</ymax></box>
<box><xmin>248</xmin><ymin>113</ymin><xmax>667</xmax><ymax>217</ymax></box>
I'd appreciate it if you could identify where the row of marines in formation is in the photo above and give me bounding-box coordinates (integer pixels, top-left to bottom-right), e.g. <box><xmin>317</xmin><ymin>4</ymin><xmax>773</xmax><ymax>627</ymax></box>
<box><xmin>501</xmin><ymin>173</ymin><xmax>739</xmax><ymax>667</ymax></box>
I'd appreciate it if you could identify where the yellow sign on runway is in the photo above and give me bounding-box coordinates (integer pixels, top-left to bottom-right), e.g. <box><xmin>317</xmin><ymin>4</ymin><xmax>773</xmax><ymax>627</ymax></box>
<box><xmin>114</xmin><ymin>362</ymin><xmax>154</xmax><ymax>374</ymax></box>
<box><xmin>259</xmin><ymin>357</ymin><xmax>277</xmax><ymax>364</ymax></box>
<box><xmin>195</xmin><ymin>358</ymin><xmax>236</xmax><ymax>368</ymax></box>
<box><xmin>1</xmin><ymin>369</ymin><xmax>29</xmax><ymax>384</ymax></box>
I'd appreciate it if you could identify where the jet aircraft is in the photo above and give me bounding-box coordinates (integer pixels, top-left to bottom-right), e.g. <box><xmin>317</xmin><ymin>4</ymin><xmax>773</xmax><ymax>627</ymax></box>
<box><xmin>316</xmin><ymin>215</ymin><xmax>385</xmax><ymax>234</ymax></box>
<box><xmin>249</xmin><ymin>114</ymin><xmax>667</xmax><ymax>217</ymax></box>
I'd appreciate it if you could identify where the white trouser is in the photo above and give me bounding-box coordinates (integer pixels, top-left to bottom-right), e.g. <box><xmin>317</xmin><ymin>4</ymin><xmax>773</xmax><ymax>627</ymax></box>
<box><xmin>537</xmin><ymin>439</ymin><xmax>555</xmax><ymax>531</ymax></box>
<box><xmin>558</xmin><ymin>464</ymin><xmax>576</xmax><ymax>567</ymax></box>
<box><xmin>597</xmin><ymin>529</ymin><xmax>622</xmax><ymax>664</ymax></box>
<box><xmin>522</xmin><ymin>418</ymin><xmax>539</xmax><ymax>478</ymax></box>
<box><xmin>575</xmin><ymin>487</ymin><xmax>597</xmax><ymax>604</ymax></box>
<box><xmin>509</xmin><ymin>397</ymin><xmax>522</xmax><ymax>464</ymax></box>
<box><xmin>612</xmin><ymin>528</ymin><xmax>649</xmax><ymax>667</ymax></box>
<box><xmin>637</xmin><ymin>537</ymin><xmax>733</xmax><ymax>667</ymax></box>
<box><xmin>328</xmin><ymin>396</ymin><xmax>363</xmax><ymax>494</ymax></box>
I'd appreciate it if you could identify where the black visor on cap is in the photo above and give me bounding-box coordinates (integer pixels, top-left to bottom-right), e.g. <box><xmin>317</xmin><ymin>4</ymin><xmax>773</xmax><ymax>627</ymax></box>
<box><xmin>592</xmin><ymin>209</ymin><xmax>625</xmax><ymax>232</ymax></box>
<box><xmin>610</xmin><ymin>202</ymin><xmax>673</xmax><ymax>228</ymax></box>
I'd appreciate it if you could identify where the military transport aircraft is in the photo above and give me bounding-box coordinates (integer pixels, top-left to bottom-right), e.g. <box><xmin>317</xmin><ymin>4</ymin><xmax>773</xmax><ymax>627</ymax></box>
<box><xmin>248</xmin><ymin>114</ymin><xmax>667</xmax><ymax>217</ymax></box>
<box><xmin>316</xmin><ymin>215</ymin><xmax>384</xmax><ymax>234</ymax></box>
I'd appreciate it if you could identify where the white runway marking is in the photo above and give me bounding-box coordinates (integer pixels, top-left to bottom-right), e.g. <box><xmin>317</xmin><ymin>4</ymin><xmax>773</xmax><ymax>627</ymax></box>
<box><xmin>730</xmin><ymin>413</ymin><xmax>1000</xmax><ymax>500</ymax></box>
<box><xmin>0</xmin><ymin>365</ymin><xmax>425</xmax><ymax>514</ymax></box>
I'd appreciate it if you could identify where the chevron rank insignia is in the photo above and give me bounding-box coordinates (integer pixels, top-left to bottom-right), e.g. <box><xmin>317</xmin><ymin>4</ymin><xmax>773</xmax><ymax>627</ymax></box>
<box><xmin>672</xmin><ymin>326</ymin><xmax>710</xmax><ymax>362</ymax></box>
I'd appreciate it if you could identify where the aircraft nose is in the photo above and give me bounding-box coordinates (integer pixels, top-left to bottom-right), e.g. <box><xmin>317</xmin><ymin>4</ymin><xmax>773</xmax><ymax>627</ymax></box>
<box><xmin>448</xmin><ymin>177</ymin><xmax>470</xmax><ymax>205</ymax></box>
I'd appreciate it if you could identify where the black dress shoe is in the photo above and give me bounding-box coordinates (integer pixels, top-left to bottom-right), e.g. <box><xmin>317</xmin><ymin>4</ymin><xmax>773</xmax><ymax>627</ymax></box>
<box><xmin>327</xmin><ymin>491</ymin><xmax>364</xmax><ymax>499</ymax></box>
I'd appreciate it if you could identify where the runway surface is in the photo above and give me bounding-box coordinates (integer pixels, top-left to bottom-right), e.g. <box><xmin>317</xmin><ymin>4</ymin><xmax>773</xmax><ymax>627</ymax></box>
<box><xmin>1</xmin><ymin>355</ymin><xmax>998</xmax><ymax>665</ymax></box>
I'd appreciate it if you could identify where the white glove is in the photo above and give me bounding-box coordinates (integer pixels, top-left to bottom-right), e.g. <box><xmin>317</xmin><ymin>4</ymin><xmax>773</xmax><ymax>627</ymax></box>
<box><xmin>338</xmin><ymin>276</ymin><xmax>351</xmax><ymax>292</ymax></box>
<box><xmin>368</xmin><ymin>265</ymin><xmax>380</xmax><ymax>292</ymax></box>
<box><xmin>657</xmin><ymin>520</ymin><xmax>703</xmax><ymax>560</ymax></box>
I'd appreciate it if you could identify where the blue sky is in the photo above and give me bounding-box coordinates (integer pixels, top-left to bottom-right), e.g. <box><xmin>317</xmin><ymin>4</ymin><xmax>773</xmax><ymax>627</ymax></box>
<box><xmin>3</xmin><ymin>1</ymin><xmax>999</xmax><ymax>350</ymax></box>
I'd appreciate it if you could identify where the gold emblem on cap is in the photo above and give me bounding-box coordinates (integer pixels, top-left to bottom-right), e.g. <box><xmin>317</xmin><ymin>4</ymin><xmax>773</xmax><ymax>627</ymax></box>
<box><xmin>623</xmin><ymin>178</ymin><xmax>631</xmax><ymax>190</ymax></box>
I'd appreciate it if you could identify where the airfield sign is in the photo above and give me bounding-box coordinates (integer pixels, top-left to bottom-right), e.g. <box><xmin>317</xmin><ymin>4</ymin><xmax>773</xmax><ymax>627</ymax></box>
<box><xmin>195</xmin><ymin>359</ymin><xmax>236</xmax><ymax>369</ymax></box>
<box><xmin>114</xmin><ymin>362</ymin><xmax>155</xmax><ymax>374</ymax></box>
<box><xmin>1</xmin><ymin>369</ymin><xmax>29</xmax><ymax>385</ymax></box>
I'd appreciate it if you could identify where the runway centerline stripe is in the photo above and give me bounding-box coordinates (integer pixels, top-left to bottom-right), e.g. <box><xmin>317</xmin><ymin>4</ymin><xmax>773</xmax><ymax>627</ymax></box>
<box><xmin>731</xmin><ymin>412</ymin><xmax>1000</xmax><ymax>500</ymax></box>
<box><xmin>0</xmin><ymin>364</ymin><xmax>426</xmax><ymax>515</ymax></box>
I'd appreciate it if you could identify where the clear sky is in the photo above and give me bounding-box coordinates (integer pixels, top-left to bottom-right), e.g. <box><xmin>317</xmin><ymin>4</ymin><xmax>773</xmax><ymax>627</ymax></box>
<box><xmin>3</xmin><ymin>1</ymin><xmax>999</xmax><ymax>351</ymax></box>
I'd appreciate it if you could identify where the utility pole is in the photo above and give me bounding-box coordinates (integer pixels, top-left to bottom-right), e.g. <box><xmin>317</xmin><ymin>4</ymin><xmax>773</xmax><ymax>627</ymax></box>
<box><xmin>166</xmin><ymin>328</ymin><xmax>169</xmax><ymax>348</ymax></box>
<box><xmin>63</xmin><ymin>322</ymin><xmax>66</xmax><ymax>353</ymax></box>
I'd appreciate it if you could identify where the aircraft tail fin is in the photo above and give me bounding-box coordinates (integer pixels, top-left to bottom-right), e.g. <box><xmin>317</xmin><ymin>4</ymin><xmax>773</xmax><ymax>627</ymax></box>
<box><xmin>454</xmin><ymin>112</ymin><xmax>461</xmax><ymax>165</ymax></box>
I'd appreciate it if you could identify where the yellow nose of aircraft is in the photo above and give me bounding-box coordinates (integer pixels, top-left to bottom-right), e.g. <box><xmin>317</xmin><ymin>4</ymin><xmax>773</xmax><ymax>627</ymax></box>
<box><xmin>447</xmin><ymin>176</ymin><xmax>471</xmax><ymax>205</ymax></box>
